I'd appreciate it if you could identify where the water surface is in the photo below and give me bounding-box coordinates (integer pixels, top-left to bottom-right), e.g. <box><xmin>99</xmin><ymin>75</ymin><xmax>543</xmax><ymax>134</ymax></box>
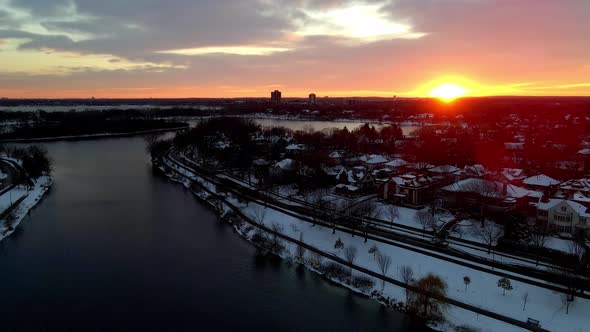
<box><xmin>0</xmin><ymin>137</ymin><xmax>429</xmax><ymax>331</ymax></box>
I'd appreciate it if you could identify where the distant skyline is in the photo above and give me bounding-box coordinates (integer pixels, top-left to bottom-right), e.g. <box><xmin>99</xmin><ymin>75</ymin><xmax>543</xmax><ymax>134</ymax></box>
<box><xmin>1</xmin><ymin>0</ymin><xmax>589</xmax><ymax>98</ymax></box>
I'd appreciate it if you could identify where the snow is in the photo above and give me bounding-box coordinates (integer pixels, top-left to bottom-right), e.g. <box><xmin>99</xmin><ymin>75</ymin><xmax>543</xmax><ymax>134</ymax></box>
<box><xmin>0</xmin><ymin>177</ymin><xmax>52</xmax><ymax>242</ymax></box>
<box><xmin>442</xmin><ymin>178</ymin><xmax>541</xmax><ymax>199</ymax></box>
<box><xmin>234</xmin><ymin>200</ymin><xmax>590</xmax><ymax>332</ymax></box>
<box><xmin>286</xmin><ymin>144</ymin><xmax>306</xmax><ymax>151</ymax></box>
<box><xmin>165</xmin><ymin>155</ymin><xmax>590</xmax><ymax>332</ymax></box>
<box><xmin>577</xmin><ymin>149</ymin><xmax>590</xmax><ymax>155</ymax></box>
<box><xmin>364</xmin><ymin>154</ymin><xmax>389</xmax><ymax>165</ymax></box>
<box><xmin>523</xmin><ymin>175</ymin><xmax>560</xmax><ymax>187</ymax></box>
<box><xmin>0</xmin><ymin>187</ymin><xmax>28</xmax><ymax>214</ymax></box>
<box><xmin>335</xmin><ymin>184</ymin><xmax>359</xmax><ymax>191</ymax></box>
<box><xmin>274</xmin><ymin>158</ymin><xmax>297</xmax><ymax>171</ymax></box>
<box><xmin>384</xmin><ymin>158</ymin><xmax>407</xmax><ymax>168</ymax></box>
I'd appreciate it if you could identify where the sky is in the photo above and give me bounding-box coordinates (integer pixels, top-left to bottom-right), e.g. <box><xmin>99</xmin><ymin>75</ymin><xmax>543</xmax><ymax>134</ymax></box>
<box><xmin>0</xmin><ymin>0</ymin><xmax>589</xmax><ymax>98</ymax></box>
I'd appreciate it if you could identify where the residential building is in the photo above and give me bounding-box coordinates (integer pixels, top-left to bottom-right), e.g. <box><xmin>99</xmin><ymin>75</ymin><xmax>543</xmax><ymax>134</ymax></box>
<box><xmin>536</xmin><ymin>199</ymin><xmax>590</xmax><ymax>238</ymax></box>
<box><xmin>383</xmin><ymin>173</ymin><xmax>442</xmax><ymax>208</ymax></box>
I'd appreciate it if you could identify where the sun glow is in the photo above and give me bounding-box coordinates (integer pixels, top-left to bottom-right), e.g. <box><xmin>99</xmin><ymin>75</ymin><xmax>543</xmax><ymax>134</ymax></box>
<box><xmin>429</xmin><ymin>83</ymin><xmax>468</xmax><ymax>102</ymax></box>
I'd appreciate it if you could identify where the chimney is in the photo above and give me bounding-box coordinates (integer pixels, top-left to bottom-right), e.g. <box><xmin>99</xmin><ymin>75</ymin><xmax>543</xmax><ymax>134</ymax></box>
<box><xmin>502</xmin><ymin>182</ymin><xmax>508</xmax><ymax>196</ymax></box>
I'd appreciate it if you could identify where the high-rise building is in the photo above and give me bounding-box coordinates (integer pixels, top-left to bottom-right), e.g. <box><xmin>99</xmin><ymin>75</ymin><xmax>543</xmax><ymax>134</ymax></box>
<box><xmin>271</xmin><ymin>90</ymin><xmax>282</xmax><ymax>103</ymax></box>
<box><xmin>308</xmin><ymin>93</ymin><xmax>316</xmax><ymax>104</ymax></box>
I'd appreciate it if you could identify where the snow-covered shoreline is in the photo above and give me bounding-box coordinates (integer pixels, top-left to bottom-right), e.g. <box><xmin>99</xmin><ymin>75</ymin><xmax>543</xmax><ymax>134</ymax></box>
<box><xmin>0</xmin><ymin>176</ymin><xmax>52</xmax><ymax>242</ymax></box>
<box><xmin>160</xmin><ymin>157</ymin><xmax>573</xmax><ymax>332</ymax></box>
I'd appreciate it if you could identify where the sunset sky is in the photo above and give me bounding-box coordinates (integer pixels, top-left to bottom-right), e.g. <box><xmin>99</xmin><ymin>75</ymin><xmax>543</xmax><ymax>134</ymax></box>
<box><xmin>1</xmin><ymin>0</ymin><xmax>589</xmax><ymax>98</ymax></box>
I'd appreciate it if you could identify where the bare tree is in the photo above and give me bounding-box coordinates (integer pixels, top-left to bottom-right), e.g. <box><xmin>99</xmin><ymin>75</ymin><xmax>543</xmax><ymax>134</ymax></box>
<box><xmin>270</xmin><ymin>222</ymin><xmax>284</xmax><ymax>253</ymax></box>
<box><xmin>350</xmin><ymin>202</ymin><xmax>378</xmax><ymax>242</ymax></box>
<box><xmin>385</xmin><ymin>205</ymin><xmax>399</xmax><ymax>224</ymax></box>
<box><xmin>295</xmin><ymin>233</ymin><xmax>306</xmax><ymax>262</ymax></box>
<box><xmin>344</xmin><ymin>246</ymin><xmax>358</xmax><ymax>281</ymax></box>
<box><xmin>551</xmin><ymin>240</ymin><xmax>586</xmax><ymax>314</ymax></box>
<box><xmin>415</xmin><ymin>210</ymin><xmax>435</xmax><ymax>237</ymax></box>
<box><xmin>471</xmin><ymin>221</ymin><xmax>503</xmax><ymax>254</ymax></box>
<box><xmin>400</xmin><ymin>265</ymin><xmax>414</xmax><ymax>303</ymax></box>
<box><xmin>376</xmin><ymin>253</ymin><xmax>392</xmax><ymax>291</ymax></box>
<box><xmin>529</xmin><ymin>229</ymin><xmax>547</xmax><ymax>266</ymax></box>
<box><xmin>308</xmin><ymin>251</ymin><xmax>323</xmax><ymax>268</ymax></box>
<box><xmin>522</xmin><ymin>292</ymin><xmax>529</xmax><ymax>311</ymax></box>
<box><xmin>253</xmin><ymin>206</ymin><xmax>267</xmax><ymax>226</ymax></box>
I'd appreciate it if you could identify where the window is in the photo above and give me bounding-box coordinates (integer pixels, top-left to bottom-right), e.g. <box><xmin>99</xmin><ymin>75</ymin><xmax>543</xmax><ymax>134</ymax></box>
<box><xmin>554</xmin><ymin>215</ymin><xmax>572</xmax><ymax>223</ymax></box>
<box><xmin>561</xmin><ymin>206</ymin><xmax>567</xmax><ymax>212</ymax></box>
<box><xmin>556</xmin><ymin>225</ymin><xmax>570</xmax><ymax>234</ymax></box>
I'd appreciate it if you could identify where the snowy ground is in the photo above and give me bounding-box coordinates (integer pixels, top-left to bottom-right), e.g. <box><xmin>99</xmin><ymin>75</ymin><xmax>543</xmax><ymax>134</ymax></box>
<box><xmin>0</xmin><ymin>176</ymin><xmax>52</xmax><ymax>242</ymax></box>
<box><xmin>165</xmin><ymin>157</ymin><xmax>590</xmax><ymax>332</ymax></box>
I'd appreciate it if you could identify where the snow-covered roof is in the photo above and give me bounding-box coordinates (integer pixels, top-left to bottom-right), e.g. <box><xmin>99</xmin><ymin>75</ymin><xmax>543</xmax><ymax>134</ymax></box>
<box><xmin>385</xmin><ymin>159</ymin><xmax>407</xmax><ymax>168</ymax></box>
<box><xmin>274</xmin><ymin>158</ymin><xmax>297</xmax><ymax>171</ymax></box>
<box><xmin>335</xmin><ymin>184</ymin><xmax>359</xmax><ymax>191</ymax></box>
<box><xmin>329</xmin><ymin>151</ymin><xmax>343</xmax><ymax>158</ymax></box>
<box><xmin>286</xmin><ymin>144</ymin><xmax>306</xmax><ymax>151</ymax></box>
<box><xmin>364</xmin><ymin>154</ymin><xmax>389</xmax><ymax>165</ymax></box>
<box><xmin>442</xmin><ymin>178</ymin><xmax>540</xmax><ymax>199</ymax></box>
<box><xmin>501</xmin><ymin>168</ymin><xmax>526</xmax><ymax>181</ymax></box>
<box><xmin>559</xmin><ymin>179</ymin><xmax>590</xmax><ymax>192</ymax></box>
<box><xmin>578</xmin><ymin>149</ymin><xmax>590</xmax><ymax>155</ymax></box>
<box><xmin>463</xmin><ymin>164</ymin><xmax>487</xmax><ymax>177</ymax></box>
<box><xmin>573</xmin><ymin>191</ymin><xmax>590</xmax><ymax>203</ymax></box>
<box><xmin>523</xmin><ymin>174</ymin><xmax>560</xmax><ymax>187</ymax></box>
<box><xmin>407</xmin><ymin>162</ymin><xmax>435</xmax><ymax>170</ymax></box>
<box><xmin>252</xmin><ymin>159</ymin><xmax>269</xmax><ymax>166</ymax></box>
<box><xmin>429</xmin><ymin>165</ymin><xmax>461</xmax><ymax>174</ymax></box>
<box><xmin>389</xmin><ymin>174</ymin><xmax>438</xmax><ymax>189</ymax></box>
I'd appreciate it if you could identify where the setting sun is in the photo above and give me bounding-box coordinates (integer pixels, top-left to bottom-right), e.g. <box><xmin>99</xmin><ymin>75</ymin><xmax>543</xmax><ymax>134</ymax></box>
<box><xmin>429</xmin><ymin>83</ymin><xmax>468</xmax><ymax>102</ymax></box>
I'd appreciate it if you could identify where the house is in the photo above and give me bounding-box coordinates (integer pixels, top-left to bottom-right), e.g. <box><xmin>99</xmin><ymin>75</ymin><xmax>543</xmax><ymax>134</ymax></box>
<box><xmin>536</xmin><ymin>199</ymin><xmax>590</xmax><ymax>238</ymax></box>
<box><xmin>499</xmin><ymin>168</ymin><xmax>526</xmax><ymax>185</ymax></box>
<box><xmin>285</xmin><ymin>144</ymin><xmax>306</xmax><ymax>156</ymax></box>
<box><xmin>269</xmin><ymin>158</ymin><xmax>297</xmax><ymax>183</ymax></box>
<box><xmin>335</xmin><ymin>167</ymin><xmax>376</xmax><ymax>193</ymax></box>
<box><xmin>383</xmin><ymin>173</ymin><xmax>442</xmax><ymax>208</ymax></box>
<box><xmin>522</xmin><ymin>174</ymin><xmax>560</xmax><ymax>192</ymax></box>
<box><xmin>361</xmin><ymin>154</ymin><xmax>389</xmax><ymax>170</ymax></box>
<box><xmin>384</xmin><ymin>158</ymin><xmax>408</xmax><ymax>173</ymax></box>
<box><xmin>428</xmin><ymin>165</ymin><xmax>462</xmax><ymax>185</ymax></box>
<box><xmin>441</xmin><ymin>178</ymin><xmax>541</xmax><ymax>215</ymax></box>
<box><xmin>463</xmin><ymin>164</ymin><xmax>488</xmax><ymax>178</ymax></box>
<box><xmin>334</xmin><ymin>184</ymin><xmax>360</xmax><ymax>197</ymax></box>
<box><xmin>252</xmin><ymin>159</ymin><xmax>271</xmax><ymax>181</ymax></box>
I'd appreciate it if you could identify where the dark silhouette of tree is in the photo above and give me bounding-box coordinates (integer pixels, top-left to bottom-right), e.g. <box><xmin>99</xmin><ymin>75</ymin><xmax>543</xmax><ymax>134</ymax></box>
<box><xmin>463</xmin><ymin>276</ymin><xmax>471</xmax><ymax>292</ymax></box>
<box><xmin>497</xmin><ymin>277</ymin><xmax>513</xmax><ymax>296</ymax></box>
<box><xmin>408</xmin><ymin>273</ymin><xmax>449</xmax><ymax>323</ymax></box>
